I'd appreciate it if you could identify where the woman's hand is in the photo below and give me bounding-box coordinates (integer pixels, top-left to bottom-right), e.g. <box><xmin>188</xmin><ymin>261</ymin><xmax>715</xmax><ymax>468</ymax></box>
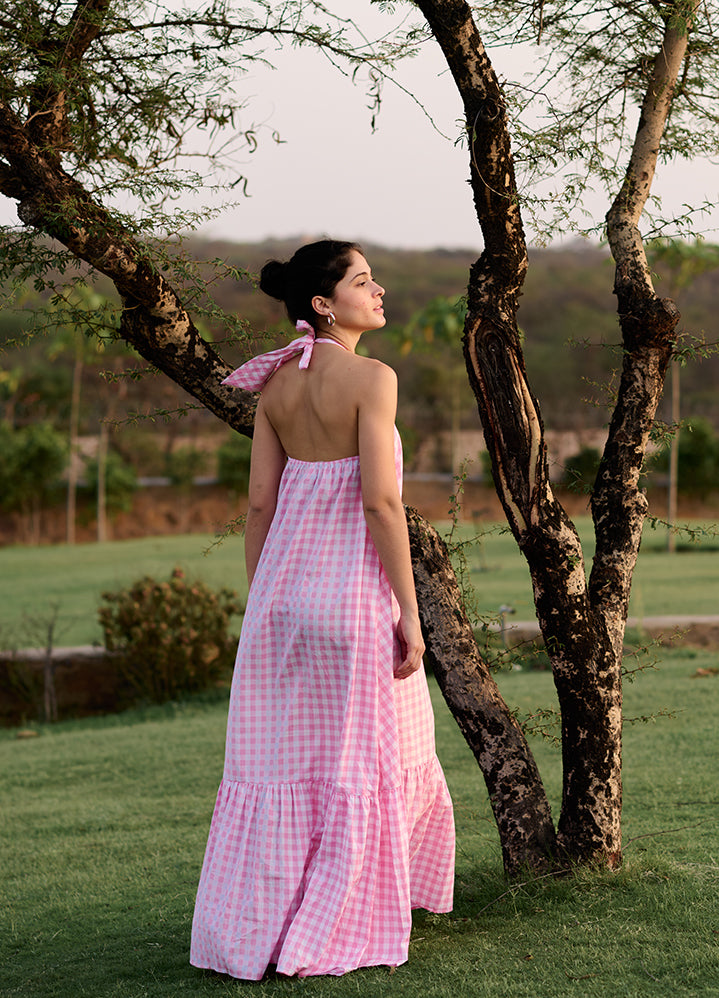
<box><xmin>394</xmin><ymin>611</ymin><xmax>425</xmax><ymax>680</ymax></box>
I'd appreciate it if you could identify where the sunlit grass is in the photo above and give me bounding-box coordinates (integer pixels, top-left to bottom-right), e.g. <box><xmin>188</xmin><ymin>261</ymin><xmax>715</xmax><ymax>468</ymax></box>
<box><xmin>1</xmin><ymin>516</ymin><xmax>717</xmax><ymax>650</ymax></box>
<box><xmin>2</xmin><ymin>646</ymin><xmax>718</xmax><ymax>997</ymax></box>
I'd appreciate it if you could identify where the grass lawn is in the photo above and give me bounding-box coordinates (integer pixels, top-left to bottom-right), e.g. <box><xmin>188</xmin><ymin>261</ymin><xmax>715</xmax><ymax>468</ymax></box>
<box><xmin>451</xmin><ymin>516</ymin><xmax>719</xmax><ymax>623</ymax></box>
<box><xmin>2</xmin><ymin>645</ymin><xmax>718</xmax><ymax>997</ymax></box>
<box><xmin>1</xmin><ymin>516</ymin><xmax>718</xmax><ymax>649</ymax></box>
<box><xmin>0</xmin><ymin>534</ymin><xmax>251</xmax><ymax>649</ymax></box>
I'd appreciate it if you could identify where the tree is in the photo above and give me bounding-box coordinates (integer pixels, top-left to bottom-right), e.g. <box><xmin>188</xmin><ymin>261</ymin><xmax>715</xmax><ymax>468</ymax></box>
<box><xmin>1</xmin><ymin>0</ymin><xmax>717</xmax><ymax>875</ymax></box>
<box><xmin>401</xmin><ymin>295</ymin><xmax>472</xmax><ymax>479</ymax></box>
<box><xmin>652</xmin><ymin>417</ymin><xmax>719</xmax><ymax>498</ymax></box>
<box><xmin>0</xmin><ymin>421</ymin><xmax>68</xmax><ymax>543</ymax></box>
<box><xmin>412</xmin><ymin>0</ymin><xmax>716</xmax><ymax>868</ymax></box>
<box><xmin>47</xmin><ymin>286</ymin><xmax>128</xmax><ymax>542</ymax></box>
<box><xmin>646</xmin><ymin>239</ymin><xmax>719</xmax><ymax>549</ymax></box>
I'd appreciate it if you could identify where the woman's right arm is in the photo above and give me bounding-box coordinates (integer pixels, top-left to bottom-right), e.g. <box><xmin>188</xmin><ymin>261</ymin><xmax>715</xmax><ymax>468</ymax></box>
<box><xmin>357</xmin><ymin>362</ymin><xmax>425</xmax><ymax>679</ymax></box>
<box><xmin>244</xmin><ymin>399</ymin><xmax>286</xmax><ymax>587</ymax></box>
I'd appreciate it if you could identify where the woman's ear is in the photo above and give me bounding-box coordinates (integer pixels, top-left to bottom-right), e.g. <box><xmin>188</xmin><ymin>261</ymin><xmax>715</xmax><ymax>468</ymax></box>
<box><xmin>311</xmin><ymin>295</ymin><xmax>331</xmax><ymax>320</ymax></box>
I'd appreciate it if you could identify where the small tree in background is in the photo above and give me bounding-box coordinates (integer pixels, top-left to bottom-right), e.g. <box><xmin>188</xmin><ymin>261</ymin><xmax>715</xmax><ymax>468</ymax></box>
<box><xmin>651</xmin><ymin>418</ymin><xmax>719</xmax><ymax>499</ymax></box>
<box><xmin>80</xmin><ymin>450</ymin><xmax>138</xmax><ymax>523</ymax></box>
<box><xmin>217</xmin><ymin>432</ymin><xmax>252</xmax><ymax>497</ymax></box>
<box><xmin>646</xmin><ymin>239</ymin><xmax>719</xmax><ymax>549</ymax></box>
<box><xmin>0</xmin><ymin>422</ymin><xmax>67</xmax><ymax>543</ymax></box>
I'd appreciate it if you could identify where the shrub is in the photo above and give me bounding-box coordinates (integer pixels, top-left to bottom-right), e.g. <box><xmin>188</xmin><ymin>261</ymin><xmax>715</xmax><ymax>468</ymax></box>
<box><xmin>0</xmin><ymin>420</ymin><xmax>67</xmax><ymax>513</ymax></box>
<box><xmin>81</xmin><ymin>450</ymin><xmax>138</xmax><ymax>515</ymax></box>
<box><xmin>217</xmin><ymin>431</ymin><xmax>252</xmax><ymax>495</ymax></box>
<box><xmin>651</xmin><ymin>417</ymin><xmax>719</xmax><ymax>497</ymax></box>
<box><xmin>563</xmin><ymin>445</ymin><xmax>602</xmax><ymax>492</ymax></box>
<box><xmin>98</xmin><ymin>568</ymin><xmax>242</xmax><ymax>704</ymax></box>
<box><xmin>164</xmin><ymin>445</ymin><xmax>209</xmax><ymax>490</ymax></box>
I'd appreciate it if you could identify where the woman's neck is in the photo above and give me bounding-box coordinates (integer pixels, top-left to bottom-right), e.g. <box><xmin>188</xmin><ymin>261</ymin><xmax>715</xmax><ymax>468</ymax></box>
<box><xmin>317</xmin><ymin>331</ymin><xmax>359</xmax><ymax>354</ymax></box>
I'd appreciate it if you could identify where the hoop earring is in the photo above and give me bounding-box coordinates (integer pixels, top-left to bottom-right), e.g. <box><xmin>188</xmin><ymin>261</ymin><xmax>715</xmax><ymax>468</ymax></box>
<box><xmin>327</xmin><ymin>312</ymin><xmax>336</xmax><ymax>327</ymax></box>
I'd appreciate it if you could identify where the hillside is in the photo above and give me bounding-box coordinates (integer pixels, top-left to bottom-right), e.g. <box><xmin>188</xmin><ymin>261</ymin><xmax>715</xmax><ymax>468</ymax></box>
<box><xmin>2</xmin><ymin>237</ymin><xmax>717</xmax><ymax>456</ymax></box>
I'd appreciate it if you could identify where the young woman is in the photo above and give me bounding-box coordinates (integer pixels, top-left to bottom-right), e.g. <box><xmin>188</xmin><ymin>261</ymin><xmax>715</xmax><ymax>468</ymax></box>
<box><xmin>190</xmin><ymin>240</ymin><xmax>455</xmax><ymax>980</ymax></box>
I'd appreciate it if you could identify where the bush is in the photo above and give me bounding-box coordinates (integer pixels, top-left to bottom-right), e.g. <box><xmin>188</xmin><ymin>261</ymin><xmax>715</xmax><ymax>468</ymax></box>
<box><xmin>164</xmin><ymin>445</ymin><xmax>209</xmax><ymax>490</ymax></box>
<box><xmin>563</xmin><ymin>445</ymin><xmax>602</xmax><ymax>492</ymax></box>
<box><xmin>217</xmin><ymin>431</ymin><xmax>252</xmax><ymax>495</ymax></box>
<box><xmin>81</xmin><ymin>450</ymin><xmax>138</xmax><ymax>515</ymax></box>
<box><xmin>0</xmin><ymin>420</ymin><xmax>67</xmax><ymax>513</ymax></box>
<box><xmin>651</xmin><ymin>418</ymin><xmax>719</xmax><ymax>497</ymax></box>
<box><xmin>98</xmin><ymin>567</ymin><xmax>242</xmax><ymax>704</ymax></box>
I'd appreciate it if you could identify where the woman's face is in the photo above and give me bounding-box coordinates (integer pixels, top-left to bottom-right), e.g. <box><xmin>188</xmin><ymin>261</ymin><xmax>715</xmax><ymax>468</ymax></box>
<box><xmin>322</xmin><ymin>251</ymin><xmax>386</xmax><ymax>333</ymax></box>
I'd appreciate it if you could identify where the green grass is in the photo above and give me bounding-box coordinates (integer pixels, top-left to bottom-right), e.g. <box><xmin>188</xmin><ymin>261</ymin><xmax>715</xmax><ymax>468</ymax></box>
<box><xmin>0</xmin><ymin>534</ymin><xmax>251</xmax><ymax>649</ymax></box>
<box><xmin>1</xmin><ymin>517</ymin><xmax>718</xmax><ymax>649</ymax></box>
<box><xmin>446</xmin><ymin>516</ymin><xmax>719</xmax><ymax>623</ymax></box>
<box><xmin>2</xmin><ymin>649</ymin><xmax>718</xmax><ymax>998</ymax></box>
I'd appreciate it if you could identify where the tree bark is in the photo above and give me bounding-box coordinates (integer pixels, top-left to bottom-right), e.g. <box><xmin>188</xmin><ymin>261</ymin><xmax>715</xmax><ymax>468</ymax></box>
<box><xmin>407</xmin><ymin>508</ymin><xmax>556</xmax><ymax>874</ymax></box>
<box><xmin>0</xmin><ymin>98</ymin><xmax>257</xmax><ymax>436</ymax></box>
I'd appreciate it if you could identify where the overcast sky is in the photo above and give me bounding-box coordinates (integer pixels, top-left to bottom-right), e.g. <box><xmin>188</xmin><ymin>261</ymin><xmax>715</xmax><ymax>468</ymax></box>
<box><xmin>2</xmin><ymin>2</ymin><xmax>717</xmax><ymax>251</ymax></box>
<box><xmin>183</xmin><ymin>2</ymin><xmax>719</xmax><ymax>250</ymax></box>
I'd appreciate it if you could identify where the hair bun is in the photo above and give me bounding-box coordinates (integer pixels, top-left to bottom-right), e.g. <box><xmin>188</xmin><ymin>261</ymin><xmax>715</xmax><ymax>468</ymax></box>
<box><xmin>259</xmin><ymin>259</ymin><xmax>289</xmax><ymax>302</ymax></box>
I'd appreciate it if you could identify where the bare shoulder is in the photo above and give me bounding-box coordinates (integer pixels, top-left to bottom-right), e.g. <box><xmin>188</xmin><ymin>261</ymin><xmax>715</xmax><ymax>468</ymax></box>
<box><xmin>351</xmin><ymin>355</ymin><xmax>397</xmax><ymax>396</ymax></box>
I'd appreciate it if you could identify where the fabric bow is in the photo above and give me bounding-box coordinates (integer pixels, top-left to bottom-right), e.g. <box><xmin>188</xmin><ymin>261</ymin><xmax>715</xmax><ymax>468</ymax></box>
<box><xmin>221</xmin><ymin>320</ymin><xmax>316</xmax><ymax>392</ymax></box>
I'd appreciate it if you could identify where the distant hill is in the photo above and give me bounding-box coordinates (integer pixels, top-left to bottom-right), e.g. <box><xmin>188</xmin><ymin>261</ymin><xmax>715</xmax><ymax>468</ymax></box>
<box><xmin>2</xmin><ymin>237</ymin><xmax>717</xmax><ymax>452</ymax></box>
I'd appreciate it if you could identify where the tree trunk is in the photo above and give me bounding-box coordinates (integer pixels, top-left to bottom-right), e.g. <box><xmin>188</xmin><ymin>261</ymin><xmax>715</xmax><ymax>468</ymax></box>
<box><xmin>407</xmin><ymin>508</ymin><xmax>556</xmax><ymax>874</ymax></box>
<box><xmin>416</xmin><ymin>0</ymin><xmax>692</xmax><ymax>866</ymax></box>
<box><xmin>97</xmin><ymin>421</ymin><xmax>108</xmax><ymax>543</ymax></box>
<box><xmin>66</xmin><ymin>345</ymin><xmax>82</xmax><ymax>544</ymax></box>
<box><xmin>668</xmin><ymin>364</ymin><xmax>680</xmax><ymax>553</ymax></box>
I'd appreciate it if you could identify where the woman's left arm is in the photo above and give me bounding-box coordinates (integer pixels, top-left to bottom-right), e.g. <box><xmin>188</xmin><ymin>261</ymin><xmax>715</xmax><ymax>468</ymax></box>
<box><xmin>244</xmin><ymin>399</ymin><xmax>286</xmax><ymax>586</ymax></box>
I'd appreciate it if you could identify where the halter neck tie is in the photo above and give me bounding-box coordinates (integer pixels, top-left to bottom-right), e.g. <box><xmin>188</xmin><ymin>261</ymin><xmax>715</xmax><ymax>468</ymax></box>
<box><xmin>221</xmin><ymin>320</ymin><xmax>346</xmax><ymax>392</ymax></box>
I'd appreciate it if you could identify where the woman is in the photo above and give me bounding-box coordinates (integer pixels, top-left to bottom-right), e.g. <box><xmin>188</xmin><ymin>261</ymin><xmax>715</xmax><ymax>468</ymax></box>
<box><xmin>190</xmin><ymin>240</ymin><xmax>454</xmax><ymax>980</ymax></box>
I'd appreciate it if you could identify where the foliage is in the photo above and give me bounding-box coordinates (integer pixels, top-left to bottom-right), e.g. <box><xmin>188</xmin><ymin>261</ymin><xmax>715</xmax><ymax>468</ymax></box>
<box><xmin>647</xmin><ymin>237</ymin><xmax>719</xmax><ymax>292</ymax></box>
<box><xmin>4</xmin><ymin>241</ymin><xmax>718</xmax><ymax>448</ymax></box>
<box><xmin>1</xmin><ymin>362</ymin><xmax>74</xmax><ymax>428</ymax></box>
<box><xmin>562</xmin><ymin>445</ymin><xmax>602</xmax><ymax>492</ymax></box>
<box><xmin>80</xmin><ymin>449</ymin><xmax>138</xmax><ymax>515</ymax></box>
<box><xmin>164</xmin><ymin>445</ymin><xmax>209</xmax><ymax>490</ymax></box>
<box><xmin>216</xmin><ymin>431</ymin><xmax>252</xmax><ymax>495</ymax></box>
<box><xmin>479</xmin><ymin>448</ymin><xmax>494</xmax><ymax>485</ymax></box>
<box><xmin>98</xmin><ymin>567</ymin><xmax>242</xmax><ymax>704</ymax></box>
<box><xmin>467</xmin><ymin>2</ymin><xmax>719</xmax><ymax>241</ymax></box>
<box><xmin>0</xmin><ymin>0</ymin><xmax>417</xmax><ymax>303</ymax></box>
<box><xmin>0</xmin><ymin>420</ymin><xmax>67</xmax><ymax>514</ymax></box>
<box><xmin>650</xmin><ymin>416</ymin><xmax>719</xmax><ymax>496</ymax></box>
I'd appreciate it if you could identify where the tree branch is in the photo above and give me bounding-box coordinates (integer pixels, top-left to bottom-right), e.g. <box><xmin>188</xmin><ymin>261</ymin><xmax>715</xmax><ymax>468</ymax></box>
<box><xmin>594</xmin><ymin>2</ymin><xmax>698</xmax><ymax>643</ymax></box>
<box><xmin>26</xmin><ymin>0</ymin><xmax>112</xmax><ymax>150</ymax></box>
<box><xmin>606</xmin><ymin>1</ymin><xmax>701</xmax><ymax>301</ymax></box>
<box><xmin>0</xmin><ymin>95</ymin><xmax>256</xmax><ymax>434</ymax></box>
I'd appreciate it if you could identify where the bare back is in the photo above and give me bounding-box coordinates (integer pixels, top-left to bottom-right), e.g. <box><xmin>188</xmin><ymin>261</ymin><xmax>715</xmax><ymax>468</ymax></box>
<box><xmin>260</xmin><ymin>341</ymin><xmax>386</xmax><ymax>462</ymax></box>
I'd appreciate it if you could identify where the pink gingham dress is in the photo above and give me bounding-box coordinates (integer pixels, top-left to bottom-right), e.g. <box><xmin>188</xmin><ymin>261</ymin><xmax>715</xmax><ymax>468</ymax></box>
<box><xmin>190</xmin><ymin>327</ymin><xmax>455</xmax><ymax>980</ymax></box>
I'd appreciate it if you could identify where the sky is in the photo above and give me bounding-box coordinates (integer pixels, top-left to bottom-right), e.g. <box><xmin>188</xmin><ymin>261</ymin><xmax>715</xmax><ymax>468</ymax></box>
<box><xmin>1</xmin><ymin>1</ymin><xmax>717</xmax><ymax>251</ymax></box>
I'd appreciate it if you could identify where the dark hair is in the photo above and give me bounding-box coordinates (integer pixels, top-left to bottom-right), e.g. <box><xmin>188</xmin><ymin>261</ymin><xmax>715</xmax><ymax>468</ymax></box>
<box><xmin>259</xmin><ymin>239</ymin><xmax>362</xmax><ymax>330</ymax></box>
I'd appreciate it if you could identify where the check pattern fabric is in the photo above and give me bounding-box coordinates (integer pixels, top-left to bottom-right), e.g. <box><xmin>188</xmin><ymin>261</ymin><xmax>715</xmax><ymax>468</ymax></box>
<box><xmin>191</xmin><ymin>360</ymin><xmax>455</xmax><ymax>981</ymax></box>
<box><xmin>220</xmin><ymin>320</ymin><xmax>333</xmax><ymax>392</ymax></box>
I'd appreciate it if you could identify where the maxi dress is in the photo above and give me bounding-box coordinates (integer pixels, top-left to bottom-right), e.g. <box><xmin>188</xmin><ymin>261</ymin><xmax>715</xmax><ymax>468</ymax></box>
<box><xmin>190</xmin><ymin>330</ymin><xmax>455</xmax><ymax>980</ymax></box>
